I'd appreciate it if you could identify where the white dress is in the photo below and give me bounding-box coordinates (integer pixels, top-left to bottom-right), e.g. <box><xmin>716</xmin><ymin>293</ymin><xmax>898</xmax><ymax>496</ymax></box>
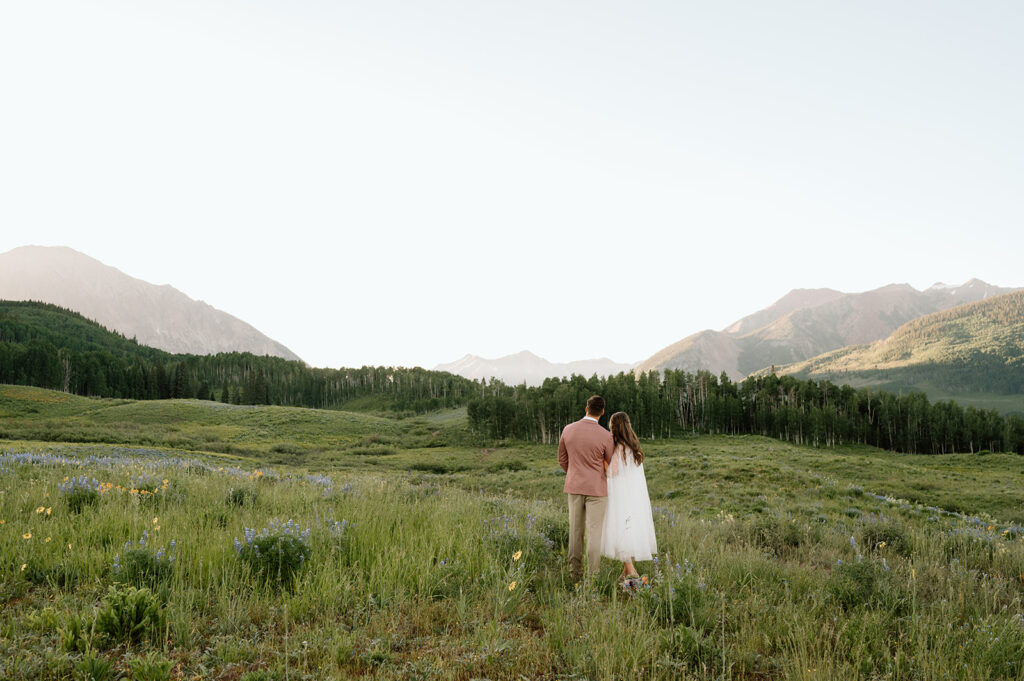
<box><xmin>601</xmin><ymin>445</ymin><xmax>658</xmax><ymax>562</ymax></box>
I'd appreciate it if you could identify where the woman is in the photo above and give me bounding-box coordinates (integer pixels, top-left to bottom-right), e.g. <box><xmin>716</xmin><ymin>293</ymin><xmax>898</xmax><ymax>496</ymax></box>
<box><xmin>601</xmin><ymin>411</ymin><xmax>658</xmax><ymax>580</ymax></box>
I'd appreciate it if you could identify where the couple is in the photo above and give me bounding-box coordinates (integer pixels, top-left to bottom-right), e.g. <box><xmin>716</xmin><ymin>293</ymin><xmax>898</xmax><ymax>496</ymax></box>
<box><xmin>557</xmin><ymin>395</ymin><xmax>657</xmax><ymax>584</ymax></box>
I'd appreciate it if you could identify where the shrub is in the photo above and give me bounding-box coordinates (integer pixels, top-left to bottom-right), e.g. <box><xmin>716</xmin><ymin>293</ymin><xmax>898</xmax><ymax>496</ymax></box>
<box><xmin>535</xmin><ymin>516</ymin><xmax>570</xmax><ymax>551</ymax></box>
<box><xmin>59</xmin><ymin>612</ymin><xmax>93</xmax><ymax>653</ymax></box>
<box><xmin>968</xmin><ymin>614</ymin><xmax>1024</xmax><ymax>676</ymax></box>
<box><xmin>750</xmin><ymin>515</ymin><xmax>804</xmax><ymax>556</ymax></box>
<box><xmin>487</xmin><ymin>459</ymin><xmax>527</xmax><ymax>473</ymax></box>
<box><xmin>826</xmin><ymin>560</ymin><xmax>907</xmax><ymax>614</ymax></box>
<box><xmin>226</xmin><ymin>486</ymin><xmax>258</xmax><ymax>507</ymax></box>
<box><xmin>94</xmin><ymin>585</ymin><xmax>165</xmax><ymax>647</ymax></box>
<box><xmin>22</xmin><ymin>560</ymin><xmax>79</xmax><ymax>588</ymax></box>
<box><xmin>60</xmin><ymin>476</ymin><xmax>101</xmax><ymax>513</ymax></box>
<box><xmin>27</xmin><ymin>607</ymin><xmax>61</xmax><ymax>633</ymax></box>
<box><xmin>234</xmin><ymin>519</ymin><xmax>311</xmax><ymax>586</ymax></box>
<box><xmin>859</xmin><ymin>521</ymin><xmax>911</xmax><ymax>557</ymax></box>
<box><xmin>660</xmin><ymin>624</ymin><xmax>722</xmax><ymax>674</ymax></box>
<box><xmin>239</xmin><ymin>671</ymin><xmax>283</xmax><ymax>681</ymax></box>
<box><xmin>645</xmin><ymin>573</ymin><xmax>716</xmax><ymax>631</ymax></box>
<box><xmin>76</xmin><ymin>653</ymin><xmax>115</xmax><ymax>681</ymax></box>
<box><xmin>348</xmin><ymin>445</ymin><xmax>397</xmax><ymax>456</ymax></box>
<box><xmin>408</xmin><ymin>461</ymin><xmax>468</xmax><ymax>474</ymax></box>
<box><xmin>129</xmin><ymin>652</ymin><xmax>174</xmax><ymax>681</ymax></box>
<box><xmin>484</xmin><ymin>519</ymin><xmax>554</xmax><ymax>573</ymax></box>
<box><xmin>113</xmin><ymin>534</ymin><xmax>176</xmax><ymax>587</ymax></box>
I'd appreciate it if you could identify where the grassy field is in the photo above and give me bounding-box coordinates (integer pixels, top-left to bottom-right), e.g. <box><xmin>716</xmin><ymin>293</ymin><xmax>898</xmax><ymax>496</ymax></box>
<box><xmin>2</xmin><ymin>385</ymin><xmax>1024</xmax><ymax>680</ymax></box>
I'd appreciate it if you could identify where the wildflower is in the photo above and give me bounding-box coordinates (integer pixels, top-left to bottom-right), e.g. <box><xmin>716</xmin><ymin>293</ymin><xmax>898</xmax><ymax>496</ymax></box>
<box><xmin>154</xmin><ymin>526</ymin><xmax>160</xmax><ymax>531</ymax></box>
<box><xmin>23</xmin><ymin>532</ymin><xmax>31</xmax><ymax>540</ymax></box>
<box><xmin>46</xmin><ymin>508</ymin><xmax>51</xmax><ymax>515</ymax></box>
<box><xmin>0</xmin><ymin>519</ymin><xmax>4</xmax><ymax>524</ymax></box>
<box><xmin>508</xmin><ymin>581</ymin><xmax>518</xmax><ymax>591</ymax></box>
<box><xmin>45</xmin><ymin>537</ymin><xmax>51</xmax><ymax>543</ymax></box>
<box><xmin>153</xmin><ymin>517</ymin><xmax>159</xmax><ymax>525</ymax></box>
<box><xmin>21</xmin><ymin>564</ymin><xmax>27</xmax><ymax>571</ymax></box>
<box><xmin>513</xmin><ymin>550</ymin><xmax>522</xmax><ymax>561</ymax></box>
<box><xmin>879</xmin><ymin>541</ymin><xmax>887</xmax><ymax>549</ymax></box>
<box><xmin>35</xmin><ymin>506</ymin><xmax>45</xmax><ymax>514</ymax></box>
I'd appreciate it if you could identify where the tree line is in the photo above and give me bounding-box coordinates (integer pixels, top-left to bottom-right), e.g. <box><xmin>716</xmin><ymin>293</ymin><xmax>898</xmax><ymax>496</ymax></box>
<box><xmin>467</xmin><ymin>370</ymin><xmax>1024</xmax><ymax>455</ymax></box>
<box><xmin>4</xmin><ymin>301</ymin><xmax>1024</xmax><ymax>454</ymax></box>
<box><xmin>0</xmin><ymin>301</ymin><xmax>478</xmax><ymax>413</ymax></box>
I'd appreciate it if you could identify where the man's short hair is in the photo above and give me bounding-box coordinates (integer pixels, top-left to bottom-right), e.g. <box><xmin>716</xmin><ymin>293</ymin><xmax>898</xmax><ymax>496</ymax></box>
<box><xmin>586</xmin><ymin>395</ymin><xmax>605</xmax><ymax>415</ymax></box>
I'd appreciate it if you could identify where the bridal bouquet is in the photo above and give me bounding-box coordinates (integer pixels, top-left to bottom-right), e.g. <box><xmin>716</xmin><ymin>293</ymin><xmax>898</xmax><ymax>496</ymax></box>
<box><xmin>620</xmin><ymin>575</ymin><xmax>650</xmax><ymax>595</ymax></box>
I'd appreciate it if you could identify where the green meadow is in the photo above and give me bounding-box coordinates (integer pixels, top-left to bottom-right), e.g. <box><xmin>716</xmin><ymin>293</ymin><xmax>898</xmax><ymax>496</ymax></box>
<box><xmin>2</xmin><ymin>385</ymin><xmax>1024</xmax><ymax>680</ymax></box>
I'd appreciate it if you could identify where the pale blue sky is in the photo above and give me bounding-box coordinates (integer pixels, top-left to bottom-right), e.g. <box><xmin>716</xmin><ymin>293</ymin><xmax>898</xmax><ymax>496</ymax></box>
<box><xmin>2</xmin><ymin>1</ymin><xmax>1022</xmax><ymax>368</ymax></box>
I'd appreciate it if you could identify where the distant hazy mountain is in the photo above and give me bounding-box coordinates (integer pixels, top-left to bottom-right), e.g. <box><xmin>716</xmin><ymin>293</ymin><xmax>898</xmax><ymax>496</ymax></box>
<box><xmin>0</xmin><ymin>245</ymin><xmax>302</xmax><ymax>362</ymax></box>
<box><xmin>435</xmin><ymin>350</ymin><xmax>635</xmax><ymax>386</ymax></box>
<box><xmin>637</xmin><ymin>279</ymin><xmax>1018</xmax><ymax>379</ymax></box>
<box><xmin>765</xmin><ymin>289</ymin><xmax>1024</xmax><ymax>405</ymax></box>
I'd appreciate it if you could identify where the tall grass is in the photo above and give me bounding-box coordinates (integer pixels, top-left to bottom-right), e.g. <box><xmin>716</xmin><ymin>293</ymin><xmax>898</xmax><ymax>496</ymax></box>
<box><xmin>2</xmin><ymin>442</ymin><xmax>1024</xmax><ymax>679</ymax></box>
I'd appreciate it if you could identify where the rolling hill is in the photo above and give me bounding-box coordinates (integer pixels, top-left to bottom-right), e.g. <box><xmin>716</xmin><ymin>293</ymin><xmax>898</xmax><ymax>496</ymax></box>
<box><xmin>767</xmin><ymin>289</ymin><xmax>1024</xmax><ymax>412</ymax></box>
<box><xmin>637</xmin><ymin>279</ymin><xmax>1018</xmax><ymax>379</ymax></box>
<box><xmin>0</xmin><ymin>245</ymin><xmax>302</xmax><ymax>361</ymax></box>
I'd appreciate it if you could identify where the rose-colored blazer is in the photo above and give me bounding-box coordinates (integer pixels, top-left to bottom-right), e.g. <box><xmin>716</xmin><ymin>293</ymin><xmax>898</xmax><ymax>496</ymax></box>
<box><xmin>558</xmin><ymin>418</ymin><xmax>615</xmax><ymax>496</ymax></box>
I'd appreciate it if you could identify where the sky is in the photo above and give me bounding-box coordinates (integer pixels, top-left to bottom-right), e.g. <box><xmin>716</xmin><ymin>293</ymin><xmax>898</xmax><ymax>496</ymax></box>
<box><xmin>2</xmin><ymin>1</ymin><xmax>1023</xmax><ymax>369</ymax></box>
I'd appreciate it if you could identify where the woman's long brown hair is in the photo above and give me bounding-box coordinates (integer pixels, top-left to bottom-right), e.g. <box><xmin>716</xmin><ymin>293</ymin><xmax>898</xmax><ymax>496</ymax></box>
<box><xmin>609</xmin><ymin>412</ymin><xmax>644</xmax><ymax>465</ymax></box>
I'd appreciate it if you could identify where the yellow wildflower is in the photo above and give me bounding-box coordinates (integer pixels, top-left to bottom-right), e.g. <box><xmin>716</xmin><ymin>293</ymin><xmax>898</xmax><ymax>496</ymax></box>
<box><xmin>879</xmin><ymin>542</ymin><xmax>886</xmax><ymax>549</ymax></box>
<box><xmin>35</xmin><ymin>506</ymin><xmax>45</xmax><ymax>514</ymax></box>
<box><xmin>513</xmin><ymin>550</ymin><xmax>522</xmax><ymax>561</ymax></box>
<box><xmin>23</xmin><ymin>532</ymin><xmax>32</xmax><ymax>540</ymax></box>
<box><xmin>154</xmin><ymin>526</ymin><xmax>160</xmax><ymax>531</ymax></box>
<box><xmin>45</xmin><ymin>537</ymin><xmax>51</xmax><ymax>543</ymax></box>
<box><xmin>21</xmin><ymin>564</ymin><xmax>27</xmax><ymax>571</ymax></box>
<box><xmin>0</xmin><ymin>519</ymin><xmax>5</xmax><ymax>524</ymax></box>
<box><xmin>46</xmin><ymin>508</ymin><xmax>51</xmax><ymax>515</ymax></box>
<box><xmin>508</xmin><ymin>581</ymin><xmax>517</xmax><ymax>591</ymax></box>
<box><xmin>153</xmin><ymin>517</ymin><xmax>159</xmax><ymax>525</ymax></box>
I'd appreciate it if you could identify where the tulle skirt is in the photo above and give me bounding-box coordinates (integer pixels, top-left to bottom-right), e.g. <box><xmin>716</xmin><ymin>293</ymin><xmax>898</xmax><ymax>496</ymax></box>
<box><xmin>601</xmin><ymin>460</ymin><xmax>658</xmax><ymax>562</ymax></box>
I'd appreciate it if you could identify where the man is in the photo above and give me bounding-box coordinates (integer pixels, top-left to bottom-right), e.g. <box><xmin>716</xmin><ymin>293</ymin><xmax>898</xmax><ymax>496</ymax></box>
<box><xmin>558</xmin><ymin>394</ymin><xmax>616</xmax><ymax>583</ymax></box>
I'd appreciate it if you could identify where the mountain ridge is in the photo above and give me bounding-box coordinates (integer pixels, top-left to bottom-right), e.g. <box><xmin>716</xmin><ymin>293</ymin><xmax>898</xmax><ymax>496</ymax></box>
<box><xmin>760</xmin><ymin>289</ymin><xmax>1024</xmax><ymax>409</ymax></box>
<box><xmin>0</xmin><ymin>245</ymin><xmax>303</xmax><ymax>362</ymax></box>
<box><xmin>636</xmin><ymin>279</ymin><xmax>1020</xmax><ymax>379</ymax></box>
<box><xmin>435</xmin><ymin>350</ymin><xmax>635</xmax><ymax>386</ymax></box>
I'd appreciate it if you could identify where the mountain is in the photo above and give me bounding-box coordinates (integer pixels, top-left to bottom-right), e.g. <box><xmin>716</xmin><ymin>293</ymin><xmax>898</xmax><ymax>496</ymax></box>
<box><xmin>723</xmin><ymin>288</ymin><xmax>845</xmax><ymax>335</ymax></box>
<box><xmin>764</xmin><ymin>289</ymin><xmax>1024</xmax><ymax>409</ymax></box>
<box><xmin>0</xmin><ymin>245</ymin><xmax>302</xmax><ymax>362</ymax></box>
<box><xmin>435</xmin><ymin>350</ymin><xmax>635</xmax><ymax>386</ymax></box>
<box><xmin>636</xmin><ymin>279</ymin><xmax>1019</xmax><ymax>380</ymax></box>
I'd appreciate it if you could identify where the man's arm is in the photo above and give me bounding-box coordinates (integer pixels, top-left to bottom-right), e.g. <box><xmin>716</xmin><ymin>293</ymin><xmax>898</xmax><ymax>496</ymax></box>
<box><xmin>604</xmin><ymin>433</ymin><xmax>615</xmax><ymax>464</ymax></box>
<box><xmin>558</xmin><ymin>432</ymin><xmax>569</xmax><ymax>472</ymax></box>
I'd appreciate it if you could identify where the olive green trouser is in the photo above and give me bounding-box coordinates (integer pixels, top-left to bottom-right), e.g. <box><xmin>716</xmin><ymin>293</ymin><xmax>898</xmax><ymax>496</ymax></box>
<box><xmin>567</xmin><ymin>493</ymin><xmax>607</xmax><ymax>582</ymax></box>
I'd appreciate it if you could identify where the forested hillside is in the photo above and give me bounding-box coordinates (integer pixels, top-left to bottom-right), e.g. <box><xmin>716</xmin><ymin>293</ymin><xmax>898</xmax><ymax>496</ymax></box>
<box><xmin>0</xmin><ymin>301</ymin><xmax>477</xmax><ymax>412</ymax></box>
<box><xmin>775</xmin><ymin>289</ymin><xmax>1024</xmax><ymax>395</ymax></box>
